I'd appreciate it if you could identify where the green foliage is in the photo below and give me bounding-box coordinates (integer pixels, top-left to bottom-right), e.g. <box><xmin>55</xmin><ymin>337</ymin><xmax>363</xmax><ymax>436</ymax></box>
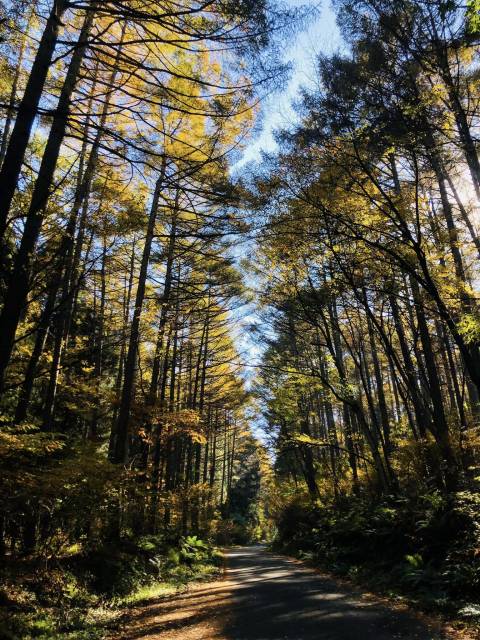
<box><xmin>0</xmin><ymin>534</ymin><xmax>222</xmax><ymax>639</ymax></box>
<box><xmin>274</xmin><ymin>490</ymin><xmax>480</xmax><ymax>610</ymax></box>
<box><xmin>467</xmin><ymin>0</ymin><xmax>480</xmax><ymax>33</ymax></box>
<box><xmin>219</xmin><ymin>436</ymin><xmax>274</xmax><ymax>544</ymax></box>
<box><xmin>135</xmin><ymin>535</ymin><xmax>164</xmax><ymax>553</ymax></box>
<box><xmin>179</xmin><ymin>536</ymin><xmax>209</xmax><ymax>563</ymax></box>
<box><xmin>166</xmin><ymin>548</ymin><xmax>181</xmax><ymax>566</ymax></box>
<box><xmin>0</xmin><ymin>431</ymin><xmax>121</xmax><ymax>558</ymax></box>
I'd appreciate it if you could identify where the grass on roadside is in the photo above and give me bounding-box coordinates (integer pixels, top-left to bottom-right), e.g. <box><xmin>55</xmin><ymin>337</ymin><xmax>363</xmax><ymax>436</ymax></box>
<box><xmin>0</xmin><ymin>536</ymin><xmax>223</xmax><ymax>640</ymax></box>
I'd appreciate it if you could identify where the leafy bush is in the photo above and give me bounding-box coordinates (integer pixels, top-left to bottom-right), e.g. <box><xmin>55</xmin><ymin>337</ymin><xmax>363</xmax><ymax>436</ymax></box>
<box><xmin>179</xmin><ymin>536</ymin><xmax>209</xmax><ymax>564</ymax></box>
<box><xmin>274</xmin><ymin>489</ymin><xmax>480</xmax><ymax>608</ymax></box>
<box><xmin>0</xmin><ymin>534</ymin><xmax>222</xmax><ymax>639</ymax></box>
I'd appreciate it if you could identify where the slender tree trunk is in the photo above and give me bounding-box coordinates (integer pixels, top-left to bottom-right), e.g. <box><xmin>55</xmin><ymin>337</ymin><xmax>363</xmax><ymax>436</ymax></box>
<box><xmin>0</xmin><ymin>9</ymin><xmax>94</xmax><ymax>395</ymax></box>
<box><xmin>163</xmin><ymin>307</ymin><xmax>179</xmax><ymax>526</ymax></box>
<box><xmin>191</xmin><ymin>302</ymin><xmax>209</xmax><ymax>531</ymax></box>
<box><xmin>0</xmin><ymin>9</ymin><xmax>33</xmax><ymax>167</ymax></box>
<box><xmin>343</xmin><ymin>404</ymin><xmax>359</xmax><ymax>492</ymax></box>
<box><xmin>111</xmin><ymin>237</ymin><xmax>136</xmax><ymax>431</ymax></box>
<box><xmin>148</xmin><ymin>332</ymin><xmax>172</xmax><ymax>531</ymax></box>
<box><xmin>139</xmin><ymin>196</ymin><xmax>178</xmax><ymax>469</ymax></box>
<box><xmin>112</xmin><ymin>166</ymin><xmax>165</xmax><ymax>464</ymax></box>
<box><xmin>13</xmin><ymin>60</ymin><xmax>99</xmax><ymax>423</ymax></box>
<box><xmin>363</xmin><ymin>288</ymin><xmax>392</xmax><ymax>454</ymax></box>
<box><xmin>411</xmin><ymin>279</ymin><xmax>458</xmax><ymax>490</ymax></box>
<box><xmin>90</xmin><ymin>234</ymin><xmax>107</xmax><ymax>439</ymax></box>
<box><xmin>0</xmin><ymin>0</ymin><xmax>68</xmax><ymax>238</ymax></box>
<box><xmin>14</xmin><ymin>285</ymin><xmax>57</xmax><ymax>423</ymax></box>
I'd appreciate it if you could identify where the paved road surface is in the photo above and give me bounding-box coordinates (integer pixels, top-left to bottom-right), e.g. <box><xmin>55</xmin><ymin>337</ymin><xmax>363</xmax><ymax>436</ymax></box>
<box><xmin>118</xmin><ymin>545</ymin><xmax>448</xmax><ymax>640</ymax></box>
<box><xmin>222</xmin><ymin>546</ymin><xmax>445</xmax><ymax>640</ymax></box>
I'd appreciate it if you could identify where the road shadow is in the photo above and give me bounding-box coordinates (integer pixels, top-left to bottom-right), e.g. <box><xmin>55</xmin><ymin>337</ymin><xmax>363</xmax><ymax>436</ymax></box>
<box><xmin>220</xmin><ymin>546</ymin><xmax>446</xmax><ymax>640</ymax></box>
<box><xmin>115</xmin><ymin>546</ymin><xmax>447</xmax><ymax>640</ymax></box>
<box><xmin>115</xmin><ymin>576</ymin><xmax>232</xmax><ymax>639</ymax></box>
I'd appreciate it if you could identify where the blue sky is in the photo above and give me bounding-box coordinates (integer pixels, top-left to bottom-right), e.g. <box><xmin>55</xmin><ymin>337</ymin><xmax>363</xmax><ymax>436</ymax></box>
<box><xmin>237</xmin><ymin>0</ymin><xmax>342</xmax><ymax>166</ymax></box>
<box><xmin>231</xmin><ymin>2</ymin><xmax>344</xmax><ymax>445</ymax></box>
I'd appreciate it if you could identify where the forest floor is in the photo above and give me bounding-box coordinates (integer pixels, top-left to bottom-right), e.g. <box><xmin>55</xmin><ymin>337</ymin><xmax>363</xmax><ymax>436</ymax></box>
<box><xmin>112</xmin><ymin>546</ymin><xmax>475</xmax><ymax>640</ymax></box>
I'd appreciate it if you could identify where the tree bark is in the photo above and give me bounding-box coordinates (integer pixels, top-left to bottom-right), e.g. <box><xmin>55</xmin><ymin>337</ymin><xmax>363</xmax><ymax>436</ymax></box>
<box><xmin>0</xmin><ymin>9</ymin><xmax>33</xmax><ymax>168</ymax></box>
<box><xmin>0</xmin><ymin>0</ymin><xmax>68</xmax><ymax>238</ymax></box>
<box><xmin>111</xmin><ymin>166</ymin><xmax>165</xmax><ymax>463</ymax></box>
<box><xmin>0</xmin><ymin>8</ymin><xmax>94</xmax><ymax>395</ymax></box>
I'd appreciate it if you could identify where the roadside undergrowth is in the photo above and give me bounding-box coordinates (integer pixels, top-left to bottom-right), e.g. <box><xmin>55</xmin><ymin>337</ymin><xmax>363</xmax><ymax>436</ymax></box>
<box><xmin>272</xmin><ymin>490</ymin><xmax>480</xmax><ymax>638</ymax></box>
<box><xmin>0</xmin><ymin>535</ymin><xmax>222</xmax><ymax>640</ymax></box>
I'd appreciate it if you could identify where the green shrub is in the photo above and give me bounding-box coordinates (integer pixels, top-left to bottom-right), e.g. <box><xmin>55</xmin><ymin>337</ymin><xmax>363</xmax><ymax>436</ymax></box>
<box><xmin>1</xmin><ymin>533</ymin><xmax>222</xmax><ymax>639</ymax></box>
<box><xmin>274</xmin><ymin>489</ymin><xmax>480</xmax><ymax>608</ymax></box>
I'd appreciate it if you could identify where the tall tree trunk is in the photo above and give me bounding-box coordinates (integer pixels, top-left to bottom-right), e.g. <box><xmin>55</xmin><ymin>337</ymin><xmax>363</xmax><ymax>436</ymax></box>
<box><xmin>111</xmin><ymin>237</ymin><xmax>136</xmax><ymax>431</ymax></box>
<box><xmin>139</xmin><ymin>195</ymin><xmax>178</xmax><ymax>470</ymax></box>
<box><xmin>362</xmin><ymin>288</ymin><xmax>392</xmax><ymax>454</ymax></box>
<box><xmin>0</xmin><ymin>8</ymin><xmax>94</xmax><ymax>395</ymax></box>
<box><xmin>191</xmin><ymin>300</ymin><xmax>210</xmax><ymax>531</ymax></box>
<box><xmin>0</xmin><ymin>9</ymin><xmax>33</xmax><ymax>168</ymax></box>
<box><xmin>410</xmin><ymin>278</ymin><xmax>458</xmax><ymax>490</ymax></box>
<box><xmin>148</xmin><ymin>331</ymin><xmax>172</xmax><ymax>531</ymax></box>
<box><xmin>111</xmin><ymin>165</ymin><xmax>165</xmax><ymax>464</ymax></box>
<box><xmin>90</xmin><ymin>234</ymin><xmax>107</xmax><ymax>439</ymax></box>
<box><xmin>14</xmin><ymin>285</ymin><xmax>57</xmax><ymax>423</ymax></box>
<box><xmin>13</xmin><ymin>60</ymin><xmax>101</xmax><ymax>423</ymax></box>
<box><xmin>0</xmin><ymin>0</ymin><xmax>68</xmax><ymax>238</ymax></box>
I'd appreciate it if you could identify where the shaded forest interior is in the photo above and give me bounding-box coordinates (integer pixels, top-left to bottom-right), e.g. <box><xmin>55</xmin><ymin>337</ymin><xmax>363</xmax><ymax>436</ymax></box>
<box><xmin>1</xmin><ymin>0</ymin><xmax>480</xmax><ymax>638</ymax></box>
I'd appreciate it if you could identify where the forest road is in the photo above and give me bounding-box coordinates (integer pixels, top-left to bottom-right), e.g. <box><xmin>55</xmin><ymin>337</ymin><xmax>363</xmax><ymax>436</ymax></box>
<box><xmin>117</xmin><ymin>545</ymin><xmax>450</xmax><ymax>640</ymax></box>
